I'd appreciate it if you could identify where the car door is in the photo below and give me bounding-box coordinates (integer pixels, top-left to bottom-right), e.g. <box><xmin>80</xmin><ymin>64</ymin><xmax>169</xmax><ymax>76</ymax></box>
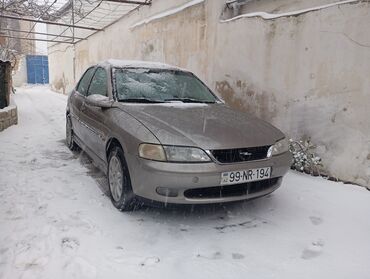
<box><xmin>70</xmin><ymin>67</ymin><xmax>95</xmax><ymax>143</ymax></box>
<box><xmin>80</xmin><ymin>67</ymin><xmax>110</xmax><ymax>161</ymax></box>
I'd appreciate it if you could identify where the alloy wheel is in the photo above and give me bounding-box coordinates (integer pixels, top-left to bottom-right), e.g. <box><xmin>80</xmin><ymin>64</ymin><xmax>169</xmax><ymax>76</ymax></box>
<box><xmin>109</xmin><ymin>155</ymin><xmax>124</xmax><ymax>202</ymax></box>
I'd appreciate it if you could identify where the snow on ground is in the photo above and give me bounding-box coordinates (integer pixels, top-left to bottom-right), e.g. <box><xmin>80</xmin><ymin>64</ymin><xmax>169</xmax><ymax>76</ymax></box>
<box><xmin>0</xmin><ymin>86</ymin><xmax>369</xmax><ymax>279</ymax></box>
<box><xmin>220</xmin><ymin>0</ymin><xmax>359</xmax><ymax>22</ymax></box>
<box><xmin>130</xmin><ymin>0</ymin><xmax>204</xmax><ymax>29</ymax></box>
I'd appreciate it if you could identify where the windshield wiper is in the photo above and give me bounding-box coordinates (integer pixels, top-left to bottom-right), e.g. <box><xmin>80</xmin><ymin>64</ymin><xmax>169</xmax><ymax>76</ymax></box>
<box><xmin>119</xmin><ymin>98</ymin><xmax>165</xmax><ymax>103</ymax></box>
<box><xmin>164</xmin><ymin>98</ymin><xmax>215</xmax><ymax>104</ymax></box>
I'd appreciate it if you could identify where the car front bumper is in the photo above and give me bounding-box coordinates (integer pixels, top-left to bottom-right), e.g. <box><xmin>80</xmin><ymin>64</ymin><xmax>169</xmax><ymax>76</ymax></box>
<box><xmin>126</xmin><ymin>151</ymin><xmax>291</xmax><ymax>204</ymax></box>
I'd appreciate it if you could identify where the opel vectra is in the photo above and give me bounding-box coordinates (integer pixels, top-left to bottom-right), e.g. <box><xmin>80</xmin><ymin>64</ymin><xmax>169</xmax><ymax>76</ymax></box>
<box><xmin>66</xmin><ymin>60</ymin><xmax>291</xmax><ymax>211</ymax></box>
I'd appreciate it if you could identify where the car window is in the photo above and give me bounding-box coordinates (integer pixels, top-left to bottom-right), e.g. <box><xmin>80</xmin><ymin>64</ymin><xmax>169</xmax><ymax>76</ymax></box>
<box><xmin>88</xmin><ymin>68</ymin><xmax>108</xmax><ymax>97</ymax></box>
<box><xmin>113</xmin><ymin>68</ymin><xmax>218</xmax><ymax>103</ymax></box>
<box><xmin>76</xmin><ymin>67</ymin><xmax>95</xmax><ymax>96</ymax></box>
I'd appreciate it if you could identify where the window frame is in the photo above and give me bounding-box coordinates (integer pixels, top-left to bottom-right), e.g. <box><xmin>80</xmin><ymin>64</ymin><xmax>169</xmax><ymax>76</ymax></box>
<box><xmin>76</xmin><ymin>66</ymin><xmax>96</xmax><ymax>97</ymax></box>
<box><xmin>87</xmin><ymin>67</ymin><xmax>109</xmax><ymax>97</ymax></box>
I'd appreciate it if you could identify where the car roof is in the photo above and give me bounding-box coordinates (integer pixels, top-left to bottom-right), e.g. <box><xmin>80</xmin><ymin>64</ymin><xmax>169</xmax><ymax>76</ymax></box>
<box><xmin>98</xmin><ymin>59</ymin><xmax>187</xmax><ymax>72</ymax></box>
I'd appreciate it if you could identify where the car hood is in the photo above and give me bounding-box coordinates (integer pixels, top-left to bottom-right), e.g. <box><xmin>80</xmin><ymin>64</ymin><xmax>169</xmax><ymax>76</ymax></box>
<box><xmin>116</xmin><ymin>103</ymin><xmax>285</xmax><ymax>150</ymax></box>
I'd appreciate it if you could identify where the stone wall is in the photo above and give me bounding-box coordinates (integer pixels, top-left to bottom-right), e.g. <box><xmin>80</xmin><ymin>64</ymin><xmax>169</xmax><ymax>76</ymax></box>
<box><xmin>0</xmin><ymin>103</ymin><xmax>18</xmax><ymax>132</ymax></box>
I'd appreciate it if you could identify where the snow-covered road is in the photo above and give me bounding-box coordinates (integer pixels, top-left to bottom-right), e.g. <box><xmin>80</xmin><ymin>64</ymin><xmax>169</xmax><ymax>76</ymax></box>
<box><xmin>0</xmin><ymin>86</ymin><xmax>369</xmax><ymax>279</ymax></box>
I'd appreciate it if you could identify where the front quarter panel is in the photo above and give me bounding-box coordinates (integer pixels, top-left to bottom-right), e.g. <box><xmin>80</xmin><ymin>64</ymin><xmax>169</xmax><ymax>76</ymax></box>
<box><xmin>66</xmin><ymin>90</ymin><xmax>74</xmax><ymax>115</ymax></box>
<box><xmin>104</xmin><ymin>106</ymin><xmax>160</xmax><ymax>160</ymax></box>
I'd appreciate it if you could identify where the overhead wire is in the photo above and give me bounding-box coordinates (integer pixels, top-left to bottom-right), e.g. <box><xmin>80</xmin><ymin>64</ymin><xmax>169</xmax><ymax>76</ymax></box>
<box><xmin>2</xmin><ymin>0</ymin><xmax>150</xmax><ymax>48</ymax></box>
<box><xmin>48</xmin><ymin>0</ymin><xmax>105</xmax><ymax>45</ymax></box>
<box><xmin>25</xmin><ymin>0</ymin><xmax>58</xmax><ymax>39</ymax></box>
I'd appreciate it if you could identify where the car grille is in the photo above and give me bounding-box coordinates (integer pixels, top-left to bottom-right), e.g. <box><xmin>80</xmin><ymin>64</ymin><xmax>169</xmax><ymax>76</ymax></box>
<box><xmin>210</xmin><ymin>146</ymin><xmax>270</xmax><ymax>163</ymax></box>
<box><xmin>184</xmin><ymin>178</ymin><xmax>280</xmax><ymax>199</ymax></box>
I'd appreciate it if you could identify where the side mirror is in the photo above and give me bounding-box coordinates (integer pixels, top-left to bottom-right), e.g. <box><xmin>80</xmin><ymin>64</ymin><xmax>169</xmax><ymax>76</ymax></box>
<box><xmin>85</xmin><ymin>94</ymin><xmax>113</xmax><ymax>108</ymax></box>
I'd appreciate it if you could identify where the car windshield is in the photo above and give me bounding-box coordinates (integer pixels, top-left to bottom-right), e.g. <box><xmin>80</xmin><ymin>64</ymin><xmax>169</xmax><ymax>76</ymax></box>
<box><xmin>113</xmin><ymin>68</ymin><xmax>218</xmax><ymax>103</ymax></box>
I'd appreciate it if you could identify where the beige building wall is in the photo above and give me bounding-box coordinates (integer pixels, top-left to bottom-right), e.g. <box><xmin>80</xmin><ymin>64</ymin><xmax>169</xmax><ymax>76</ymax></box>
<box><xmin>12</xmin><ymin>55</ymin><xmax>27</xmax><ymax>87</ymax></box>
<box><xmin>48</xmin><ymin>44</ymin><xmax>75</xmax><ymax>94</ymax></box>
<box><xmin>48</xmin><ymin>0</ymin><xmax>370</xmax><ymax>186</ymax></box>
<box><xmin>0</xmin><ymin>20</ymin><xmax>37</xmax><ymax>85</ymax></box>
<box><xmin>0</xmin><ymin>19</ymin><xmax>36</xmax><ymax>55</ymax></box>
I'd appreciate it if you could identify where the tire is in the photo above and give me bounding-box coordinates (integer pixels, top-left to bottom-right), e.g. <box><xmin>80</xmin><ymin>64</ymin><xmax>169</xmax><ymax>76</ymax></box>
<box><xmin>107</xmin><ymin>146</ymin><xmax>136</xmax><ymax>211</ymax></box>
<box><xmin>66</xmin><ymin>115</ymin><xmax>79</xmax><ymax>151</ymax></box>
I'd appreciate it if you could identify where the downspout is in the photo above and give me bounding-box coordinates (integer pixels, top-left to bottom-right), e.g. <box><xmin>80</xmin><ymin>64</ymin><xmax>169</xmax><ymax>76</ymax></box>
<box><xmin>226</xmin><ymin>0</ymin><xmax>251</xmax><ymax>17</ymax></box>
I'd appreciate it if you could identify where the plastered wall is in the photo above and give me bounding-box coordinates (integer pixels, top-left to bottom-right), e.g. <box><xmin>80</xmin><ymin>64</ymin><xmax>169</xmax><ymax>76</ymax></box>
<box><xmin>48</xmin><ymin>0</ymin><xmax>370</xmax><ymax>186</ymax></box>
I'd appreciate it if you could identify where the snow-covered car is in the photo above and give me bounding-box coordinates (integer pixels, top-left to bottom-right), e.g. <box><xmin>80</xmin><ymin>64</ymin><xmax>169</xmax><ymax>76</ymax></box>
<box><xmin>66</xmin><ymin>59</ymin><xmax>291</xmax><ymax>211</ymax></box>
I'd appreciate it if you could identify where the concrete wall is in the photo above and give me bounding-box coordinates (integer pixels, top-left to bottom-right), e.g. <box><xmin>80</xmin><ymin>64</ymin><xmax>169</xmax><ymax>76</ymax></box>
<box><xmin>48</xmin><ymin>44</ymin><xmax>75</xmax><ymax>94</ymax></box>
<box><xmin>48</xmin><ymin>0</ymin><xmax>370</xmax><ymax>186</ymax></box>
<box><xmin>48</xmin><ymin>0</ymin><xmax>208</xmax><ymax>93</ymax></box>
<box><xmin>209</xmin><ymin>0</ymin><xmax>370</xmax><ymax>186</ymax></box>
<box><xmin>13</xmin><ymin>55</ymin><xmax>27</xmax><ymax>87</ymax></box>
<box><xmin>0</xmin><ymin>20</ymin><xmax>36</xmax><ymax>55</ymax></box>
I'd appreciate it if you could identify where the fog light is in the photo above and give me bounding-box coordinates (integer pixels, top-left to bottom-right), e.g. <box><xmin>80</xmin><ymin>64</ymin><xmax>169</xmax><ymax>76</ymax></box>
<box><xmin>156</xmin><ymin>187</ymin><xmax>178</xmax><ymax>197</ymax></box>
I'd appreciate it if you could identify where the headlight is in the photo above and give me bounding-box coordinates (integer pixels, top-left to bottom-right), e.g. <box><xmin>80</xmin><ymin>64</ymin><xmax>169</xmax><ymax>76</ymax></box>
<box><xmin>138</xmin><ymin>144</ymin><xmax>211</xmax><ymax>162</ymax></box>
<box><xmin>163</xmin><ymin>146</ymin><xmax>211</xmax><ymax>162</ymax></box>
<box><xmin>138</xmin><ymin>143</ymin><xmax>166</xmax><ymax>161</ymax></box>
<box><xmin>267</xmin><ymin>138</ymin><xmax>289</xmax><ymax>157</ymax></box>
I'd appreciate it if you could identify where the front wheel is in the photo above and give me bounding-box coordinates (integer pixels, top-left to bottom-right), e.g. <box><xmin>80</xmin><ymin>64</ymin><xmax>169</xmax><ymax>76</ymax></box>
<box><xmin>66</xmin><ymin>115</ymin><xmax>79</xmax><ymax>151</ymax></box>
<box><xmin>108</xmin><ymin>146</ymin><xmax>136</xmax><ymax>211</ymax></box>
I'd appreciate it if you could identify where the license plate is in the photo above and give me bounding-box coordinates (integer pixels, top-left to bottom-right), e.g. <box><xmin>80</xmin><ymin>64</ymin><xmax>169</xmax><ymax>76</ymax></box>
<box><xmin>221</xmin><ymin>167</ymin><xmax>271</xmax><ymax>185</ymax></box>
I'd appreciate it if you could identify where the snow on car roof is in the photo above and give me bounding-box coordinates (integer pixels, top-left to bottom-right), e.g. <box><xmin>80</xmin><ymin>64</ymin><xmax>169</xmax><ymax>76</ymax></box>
<box><xmin>100</xmin><ymin>59</ymin><xmax>187</xmax><ymax>71</ymax></box>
